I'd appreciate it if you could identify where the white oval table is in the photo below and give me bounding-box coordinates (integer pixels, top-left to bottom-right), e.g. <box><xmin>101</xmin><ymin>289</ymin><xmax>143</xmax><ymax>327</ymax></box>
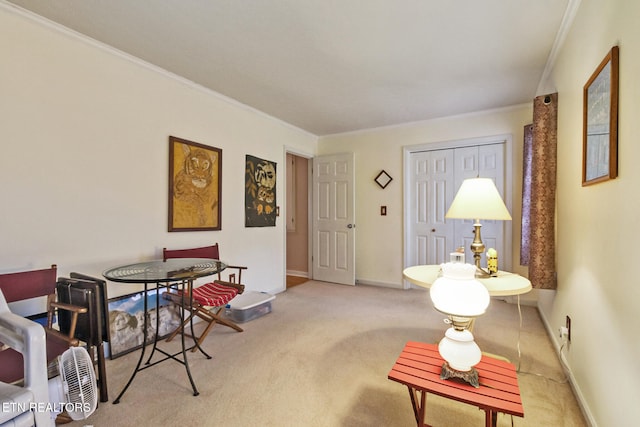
<box><xmin>403</xmin><ymin>264</ymin><xmax>532</xmax><ymax>296</ymax></box>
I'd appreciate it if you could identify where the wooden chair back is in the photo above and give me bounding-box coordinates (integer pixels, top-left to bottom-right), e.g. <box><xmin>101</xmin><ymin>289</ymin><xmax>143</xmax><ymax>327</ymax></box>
<box><xmin>163</xmin><ymin>244</ymin><xmax>240</xmax><ymax>282</ymax></box>
<box><xmin>163</xmin><ymin>244</ymin><xmax>247</xmax><ymax>284</ymax></box>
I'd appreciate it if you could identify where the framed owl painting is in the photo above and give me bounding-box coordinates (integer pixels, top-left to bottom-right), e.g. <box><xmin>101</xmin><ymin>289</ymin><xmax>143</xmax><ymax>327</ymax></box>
<box><xmin>168</xmin><ymin>136</ymin><xmax>222</xmax><ymax>231</ymax></box>
<box><xmin>245</xmin><ymin>154</ymin><xmax>277</xmax><ymax>227</ymax></box>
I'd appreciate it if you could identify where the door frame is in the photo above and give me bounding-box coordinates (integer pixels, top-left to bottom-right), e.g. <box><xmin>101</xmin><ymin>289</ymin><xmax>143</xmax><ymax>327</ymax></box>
<box><xmin>283</xmin><ymin>146</ymin><xmax>314</xmax><ymax>290</ymax></box>
<box><xmin>402</xmin><ymin>134</ymin><xmax>514</xmax><ymax>288</ymax></box>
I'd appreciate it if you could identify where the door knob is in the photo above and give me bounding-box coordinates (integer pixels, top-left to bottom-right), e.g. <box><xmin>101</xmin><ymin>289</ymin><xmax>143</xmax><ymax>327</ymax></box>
<box><xmin>431</xmin><ymin>229</ymin><xmax>436</xmax><ymax>232</ymax></box>
<box><xmin>347</xmin><ymin>224</ymin><xmax>355</xmax><ymax>229</ymax></box>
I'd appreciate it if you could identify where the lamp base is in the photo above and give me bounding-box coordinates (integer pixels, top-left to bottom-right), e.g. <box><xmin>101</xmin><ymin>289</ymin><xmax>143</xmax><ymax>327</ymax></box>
<box><xmin>474</xmin><ymin>266</ymin><xmax>497</xmax><ymax>278</ymax></box>
<box><xmin>440</xmin><ymin>362</ymin><xmax>480</xmax><ymax>388</ymax></box>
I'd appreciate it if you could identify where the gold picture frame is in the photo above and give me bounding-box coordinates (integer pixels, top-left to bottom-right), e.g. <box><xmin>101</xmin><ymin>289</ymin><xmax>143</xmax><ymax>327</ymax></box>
<box><xmin>168</xmin><ymin>136</ymin><xmax>222</xmax><ymax>231</ymax></box>
<box><xmin>582</xmin><ymin>46</ymin><xmax>619</xmax><ymax>186</ymax></box>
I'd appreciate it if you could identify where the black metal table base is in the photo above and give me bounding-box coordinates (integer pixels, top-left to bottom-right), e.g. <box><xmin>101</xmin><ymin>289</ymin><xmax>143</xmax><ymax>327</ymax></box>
<box><xmin>113</xmin><ymin>281</ymin><xmax>208</xmax><ymax>404</ymax></box>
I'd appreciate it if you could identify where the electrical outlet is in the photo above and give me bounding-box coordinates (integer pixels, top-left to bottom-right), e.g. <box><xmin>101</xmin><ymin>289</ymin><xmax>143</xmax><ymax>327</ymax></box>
<box><xmin>566</xmin><ymin>315</ymin><xmax>571</xmax><ymax>342</ymax></box>
<box><xmin>559</xmin><ymin>326</ymin><xmax>569</xmax><ymax>342</ymax></box>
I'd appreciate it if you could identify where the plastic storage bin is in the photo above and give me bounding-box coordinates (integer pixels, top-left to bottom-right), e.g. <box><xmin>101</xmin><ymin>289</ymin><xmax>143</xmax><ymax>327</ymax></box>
<box><xmin>225</xmin><ymin>291</ymin><xmax>275</xmax><ymax>323</ymax></box>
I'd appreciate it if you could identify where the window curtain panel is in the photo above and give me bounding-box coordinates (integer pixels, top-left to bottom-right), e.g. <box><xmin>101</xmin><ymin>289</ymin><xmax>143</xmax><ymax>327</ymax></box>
<box><xmin>520</xmin><ymin>124</ymin><xmax>534</xmax><ymax>266</ymax></box>
<box><xmin>521</xmin><ymin>93</ymin><xmax>558</xmax><ymax>289</ymax></box>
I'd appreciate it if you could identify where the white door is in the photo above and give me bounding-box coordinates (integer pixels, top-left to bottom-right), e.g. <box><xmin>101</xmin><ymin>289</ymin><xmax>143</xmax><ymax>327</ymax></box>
<box><xmin>312</xmin><ymin>153</ymin><xmax>355</xmax><ymax>285</ymax></box>
<box><xmin>408</xmin><ymin>149</ymin><xmax>455</xmax><ymax>265</ymax></box>
<box><xmin>407</xmin><ymin>142</ymin><xmax>508</xmax><ymax>270</ymax></box>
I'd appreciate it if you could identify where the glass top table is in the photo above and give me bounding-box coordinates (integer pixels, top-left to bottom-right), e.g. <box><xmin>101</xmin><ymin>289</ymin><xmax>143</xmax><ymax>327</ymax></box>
<box><xmin>103</xmin><ymin>257</ymin><xmax>226</xmax><ymax>403</ymax></box>
<box><xmin>103</xmin><ymin>258</ymin><xmax>226</xmax><ymax>283</ymax></box>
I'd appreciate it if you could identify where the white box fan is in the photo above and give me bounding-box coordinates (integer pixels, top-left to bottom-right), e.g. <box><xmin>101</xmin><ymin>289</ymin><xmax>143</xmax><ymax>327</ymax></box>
<box><xmin>48</xmin><ymin>346</ymin><xmax>98</xmax><ymax>421</ymax></box>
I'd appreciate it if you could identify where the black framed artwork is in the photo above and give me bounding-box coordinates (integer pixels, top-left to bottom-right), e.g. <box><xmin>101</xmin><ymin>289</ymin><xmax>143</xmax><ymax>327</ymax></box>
<box><xmin>245</xmin><ymin>154</ymin><xmax>277</xmax><ymax>227</ymax></box>
<box><xmin>375</xmin><ymin>170</ymin><xmax>393</xmax><ymax>189</ymax></box>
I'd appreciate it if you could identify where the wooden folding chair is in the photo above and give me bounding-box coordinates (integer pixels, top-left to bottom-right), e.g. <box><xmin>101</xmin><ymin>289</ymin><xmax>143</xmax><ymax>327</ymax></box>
<box><xmin>162</xmin><ymin>244</ymin><xmax>247</xmax><ymax>351</ymax></box>
<box><xmin>0</xmin><ymin>265</ymin><xmax>87</xmax><ymax>384</ymax></box>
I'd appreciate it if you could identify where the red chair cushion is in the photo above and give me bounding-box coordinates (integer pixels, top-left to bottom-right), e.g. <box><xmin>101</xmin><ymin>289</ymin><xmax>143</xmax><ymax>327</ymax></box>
<box><xmin>192</xmin><ymin>281</ymin><xmax>239</xmax><ymax>307</ymax></box>
<box><xmin>0</xmin><ymin>333</ymin><xmax>71</xmax><ymax>383</ymax></box>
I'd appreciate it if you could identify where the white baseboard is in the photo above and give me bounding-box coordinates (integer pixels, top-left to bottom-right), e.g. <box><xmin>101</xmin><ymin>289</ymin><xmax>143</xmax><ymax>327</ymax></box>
<box><xmin>355</xmin><ymin>278</ymin><xmax>404</xmax><ymax>289</ymax></box>
<box><xmin>286</xmin><ymin>270</ymin><xmax>308</xmax><ymax>278</ymax></box>
<box><xmin>494</xmin><ymin>294</ymin><xmax>538</xmax><ymax>307</ymax></box>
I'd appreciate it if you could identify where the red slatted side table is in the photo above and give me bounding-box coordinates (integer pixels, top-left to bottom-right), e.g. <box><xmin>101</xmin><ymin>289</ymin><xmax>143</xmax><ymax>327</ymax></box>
<box><xmin>388</xmin><ymin>341</ymin><xmax>524</xmax><ymax>427</ymax></box>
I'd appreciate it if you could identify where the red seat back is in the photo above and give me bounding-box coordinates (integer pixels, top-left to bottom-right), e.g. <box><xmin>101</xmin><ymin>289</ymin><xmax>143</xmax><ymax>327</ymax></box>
<box><xmin>163</xmin><ymin>244</ymin><xmax>220</xmax><ymax>261</ymax></box>
<box><xmin>0</xmin><ymin>265</ymin><xmax>57</xmax><ymax>303</ymax></box>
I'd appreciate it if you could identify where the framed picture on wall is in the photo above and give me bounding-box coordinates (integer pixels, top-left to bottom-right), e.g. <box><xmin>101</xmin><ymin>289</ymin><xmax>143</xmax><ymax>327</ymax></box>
<box><xmin>582</xmin><ymin>46</ymin><xmax>619</xmax><ymax>186</ymax></box>
<box><xmin>107</xmin><ymin>289</ymin><xmax>182</xmax><ymax>359</ymax></box>
<box><xmin>168</xmin><ymin>136</ymin><xmax>222</xmax><ymax>231</ymax></box>
<box><xmin>245</xmin><ymin>154</ymin><xmax>277</xmax><ymax>227</ymax></box>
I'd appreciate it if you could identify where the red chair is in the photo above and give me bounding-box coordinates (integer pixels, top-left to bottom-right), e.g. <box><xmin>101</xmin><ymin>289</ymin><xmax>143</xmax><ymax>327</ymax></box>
<box><xmin>162</xmin><ymin>245</ymin><xmax>246</xmax><ymax>351</ymax></box>
<box><xmin>0</xmin><ymin>265</ymin><xmax>87</xmax><ymax>384</ymax></box>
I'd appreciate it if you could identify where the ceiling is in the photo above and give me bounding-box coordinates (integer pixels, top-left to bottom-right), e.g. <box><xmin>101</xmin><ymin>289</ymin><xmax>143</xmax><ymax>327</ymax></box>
<box><xmin>7</xmin><ymin>0</ymin><xmax>571</xmax><ymax>136</ymax></box>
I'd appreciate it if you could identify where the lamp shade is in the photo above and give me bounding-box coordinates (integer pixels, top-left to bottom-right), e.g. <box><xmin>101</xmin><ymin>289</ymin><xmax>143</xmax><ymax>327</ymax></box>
<box><xmin>445</xmin><ymin>178</ymin><xmax>512</xmax><ymax>220</ymax></box>
<box><xmin>430</xmin><ymin>263</ymin><xmax>490</xmax><ymax>318</ymax></box>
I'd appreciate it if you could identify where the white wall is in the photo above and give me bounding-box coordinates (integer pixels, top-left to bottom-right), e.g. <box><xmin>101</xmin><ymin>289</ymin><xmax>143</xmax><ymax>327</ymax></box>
<box><xmin>0</xmin><ymin>6</ymin><xmax>317</xmax><ymax>298</ymax></box>
<box><xmin>541</xmin><ymin>0</ymin><xmax>640</xmax><ymax>425</ymax></box>
<box><xmin>317</xmin><ymin>105</ymin><xmax>533</xmax><ymax>288</ymax></box>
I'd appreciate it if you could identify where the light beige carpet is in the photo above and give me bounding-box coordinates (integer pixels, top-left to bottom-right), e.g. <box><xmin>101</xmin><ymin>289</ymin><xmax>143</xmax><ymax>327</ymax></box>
<box><xmin>69</xmin><ymin>281</ymin><xmax>586</xmax><ymax>426</ymax></box>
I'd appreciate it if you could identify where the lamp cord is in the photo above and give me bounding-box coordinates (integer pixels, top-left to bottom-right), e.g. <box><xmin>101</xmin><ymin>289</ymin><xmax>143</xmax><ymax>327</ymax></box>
<box><xmin>517</xmin><ymin>294</ymin><xmax>522</xmax><ymax>371</ymax></box>
<box><xmin>515</xmin><ymin>295</ymin><xmax>568</xmax><ymax>384</ymax></box>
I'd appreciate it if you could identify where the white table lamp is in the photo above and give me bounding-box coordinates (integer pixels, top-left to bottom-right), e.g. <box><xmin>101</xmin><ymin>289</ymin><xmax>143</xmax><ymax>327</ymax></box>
<box><xmin>445</xmin><ymin>177</ymin><xmax>511</xmax><ymax>275</ymax></box>
<box><xmin>430</xmin><ymin>262</ymin><xmax>490</xmax><ymax>387</ymax></box>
